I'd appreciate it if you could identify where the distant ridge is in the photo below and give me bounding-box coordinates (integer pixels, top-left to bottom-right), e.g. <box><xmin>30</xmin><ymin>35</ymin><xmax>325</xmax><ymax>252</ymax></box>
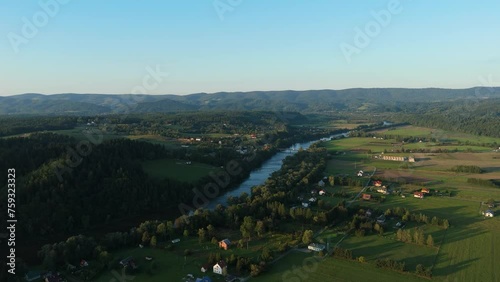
<box><xmin>1</xmin><ymin>87</ymin><xmax>499</xmax><ymax>115</ymax></box>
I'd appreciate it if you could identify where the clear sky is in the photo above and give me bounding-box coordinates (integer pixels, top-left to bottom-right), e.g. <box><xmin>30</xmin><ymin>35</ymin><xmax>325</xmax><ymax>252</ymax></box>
<box><xmin>1</xmin><ymin>0</ymin><xmax>499</xmax><ymax>96</ymax></box>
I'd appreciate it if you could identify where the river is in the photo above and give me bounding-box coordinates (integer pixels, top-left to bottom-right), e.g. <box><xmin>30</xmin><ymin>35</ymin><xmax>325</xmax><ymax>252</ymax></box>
<box><xmin>207</xmin><ymin>132</ymin><xmax>348</xmax><ymax>209</ymax></box>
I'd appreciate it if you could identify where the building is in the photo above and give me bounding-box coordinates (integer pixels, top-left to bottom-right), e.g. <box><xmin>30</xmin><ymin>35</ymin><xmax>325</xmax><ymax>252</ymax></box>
<box><xmin>414</xmin><ymin>192</ymin><xmax>424</xmax><ymax>199</ymax></box>
<box><xmin>382</xmin><ymin>155</ymin><xmax>408</xmax><ymax>162</ymax></box>
<box><xmin>409</xmin><ymin>156</ymin><xmax>416</xmax><ymax>162</ymax></box>
<box><xmin>421</xmin><ymin>188</ymin><xmax>430</xmax><ymax>194</ymax></box>
<box><xmin>319</xmin><ymin>190</ymin><xmax>326</xmax><ymax>196</ymax></box>
<box><xmin>119</xmin><ymin>257</ymin><xmax>138</xmax><ymax>270</ymax></box>
<box><xmin>483</xmin><ymin>210</ymin><xmax>494</xmax><ymax>217</ymax></box>
<box><xmin>201</xmin><ymin>263</ymin><xmax>211</xmax><ymax>273</ymax></box>
<box><xmin>373</xmin><ymin>180</ymin><xmax>383</xmax><ymax>187</ymax></box>
<box><xmin>171</xmin><ymin>238</ymin><xmax>180</xmax><ymax>244</ymax></box>
<box><xmin>302</xmin><ymin>202</ymin><xmax>309</xmax><ymax>208</ymax></box>
<box><xmin>213</xmin><ymin>261</ymin><xmax>228</xmax><ymax>276</ymax></box>
<box><xmin>219</xmin><ymin>239</ymin><xmax>231</xmax><ymax>250</ymax></box>
<box><xmin>308</xmin><ymin>243</ymin><xmax>326</xmax><ymax>252</ymax></box>
<box><xmin>318</xmin><ymin>180</ymin><xmax>325</xmax><ymax>187</ymax></box>
<box><xmin>362</xmin><ymin>193</ymin><xmax>371</xmax><ymax>200</ymax></box>
<box><xmin>377</xmin><ymin>187</ymin><xmax>388</xmax><ymax>194</ymax></box>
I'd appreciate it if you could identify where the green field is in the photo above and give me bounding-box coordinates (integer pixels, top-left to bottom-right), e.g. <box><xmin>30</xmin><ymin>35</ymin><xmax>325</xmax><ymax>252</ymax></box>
<box><xmin>375</xmin><ymin>125</ymin><xmax>500</xmax><ymax>144</ymax></box>
<box><xmin>142</xmin><ymin>159</ymin><xmax>221</xmax><ymax>183</ymax></box>
<box><xmin>314</xmin><ymin>126</ymin><xmax>500</xmax><ymax>281</ymax></box>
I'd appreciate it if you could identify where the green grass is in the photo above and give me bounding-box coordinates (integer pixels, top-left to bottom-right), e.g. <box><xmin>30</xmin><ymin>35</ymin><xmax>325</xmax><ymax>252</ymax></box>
<box><xmin>257</xmin><ymin>252</ymin><xmax>427</xmax><ymax>282</ymax></box>
<box><xmin>376</xmin><ymin>126</ymin><xmax>500</xmax><ymax>144</ymax></box>
<box><xmin>142</xmin><ymin>159</ymin><xmax>221</xmax><ymax>183</ymax></box>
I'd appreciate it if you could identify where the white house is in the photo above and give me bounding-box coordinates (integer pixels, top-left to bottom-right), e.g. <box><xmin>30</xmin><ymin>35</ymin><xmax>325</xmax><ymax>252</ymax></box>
<box><xmin>302</xmin><ymin>202</ymin><xmax>309</xmax><ymax>208</ymax></box>
<box><xmin>308</xmin><ymin>243</ymin><xmax>326</xmax><ymax>252</ymax></box>
<box><xmin>483</xmin><ymin>210</ymin><xmax>494</xmax><ymax>217</ymax></box>
<box><xmin>213</xmin><ymin>261</ymin><xmax>227</xmax><ymax>276</ymax></box>
<box><xmin>319</xmin><ymin>190</ymin><xmax>326</xmax><ymax>196</ymax></box>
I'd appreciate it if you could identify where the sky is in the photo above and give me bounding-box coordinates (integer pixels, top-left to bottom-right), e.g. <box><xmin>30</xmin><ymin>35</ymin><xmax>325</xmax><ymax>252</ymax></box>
<box><xmin>0</xmin><ymin>0</ymin><xmax>499</xmax><ymax>96</ymax></box>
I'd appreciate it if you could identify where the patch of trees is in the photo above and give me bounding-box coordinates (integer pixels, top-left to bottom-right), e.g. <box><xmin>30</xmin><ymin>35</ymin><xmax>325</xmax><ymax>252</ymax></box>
<box><xmin>332</xmin><ymin>247</ymin><xmax>353</xmax><ymax>260</ymax></box>
<box><xmin>415</xmin><ymin>264</ymin><xmax>433</xmax><ymax>278</ymax></box>
<box><xmin>467</xmin><ymin>178</ymin><xmax>500</xmax><ymax>188</ymax></box>
<box><xmin>451</xmin><ymin>165</ymin><xmax>483</xmax><ymax>174</ymax></box>
<box><xmin>0</xmin><ymin>116</ymin><xmax>78</xmax><ymax>137</ymax></box>
<box><xmin>396</xmin><ymin>228</ymin><xmax>435</xmax><ymax>247</ymax></box>
<box><xmin>375</xmin><ymin>259</ymin><xmax>406</xmax><ymax>272</ymax></box>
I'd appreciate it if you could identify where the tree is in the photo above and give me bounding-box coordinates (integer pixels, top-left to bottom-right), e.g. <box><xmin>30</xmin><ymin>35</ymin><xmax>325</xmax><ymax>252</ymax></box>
<box><xmin>198</xmin><ymin>228</ymin><xmax>206</xmax><ymax>244</ymax></box>
<box><xmin>443</xmin><ymin>219</ymin><xmax>450</xmax><ymax>229</ymax></box>
<box><xmin>302</xmin><ymin>230</ymin><xmax>314</xmax><ymax>245</ymax></box>
<box><xmin>183</xmin><ymin>229</ymin><xmax>189</xmax><ymax>237</ymax></box>
<box><xmin>426</xmin><ymin>234</ymin><xmax>434</xmax><ymax>247</ymax></box>
<box><xmin>156</xmin><ymin>223</ymin><xmax>166</xmax><ymax>240</ymax></box>
<box><xmin>150</xmin><ymin>236</ymin><xmax>157</xmax><ymax>247</ymax></box>
<box><xmin>240</xmin><ymin>216</ymin><xmax>255</xmax><ymax>249</ymax></box>
<box><xmin>255</xmin><ymin>221</ymin><xmax>265</xmax><ymax>237</ymax></box>
<box><xmin>142</xmin><ymin>231</ymin><xmax>151</xmax><ymax>245</ymax></box>
<box><xmin>207</xmin><ymin>224</ymin><xmax>215</xmax><ymax>237</ymax></box>
<box><xmin>328</xmin><ymin>175</ymin><xmax>335</xmax><ymax>186</ymax></box>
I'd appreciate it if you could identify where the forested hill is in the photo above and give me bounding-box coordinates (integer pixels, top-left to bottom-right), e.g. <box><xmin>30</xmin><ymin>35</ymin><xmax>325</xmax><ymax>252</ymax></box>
<box><xmin>2</xmin><ymin>87</ymin><xmax>499</xmax><ymax>115</ymax></box>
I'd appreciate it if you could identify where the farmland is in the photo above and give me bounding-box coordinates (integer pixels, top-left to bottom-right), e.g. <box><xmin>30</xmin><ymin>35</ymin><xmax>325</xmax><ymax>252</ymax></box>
<box><xmin>313</xmin><ymin>125</ymin><xmax>500</xmax><ymax>281</ymax></box>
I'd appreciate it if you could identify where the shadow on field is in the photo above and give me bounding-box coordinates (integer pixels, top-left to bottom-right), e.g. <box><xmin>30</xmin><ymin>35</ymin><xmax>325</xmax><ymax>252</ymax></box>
<box><xmin>434</xmin><ymin>258</ymin><xmax>480</xmax><ymax>276</ymax></box>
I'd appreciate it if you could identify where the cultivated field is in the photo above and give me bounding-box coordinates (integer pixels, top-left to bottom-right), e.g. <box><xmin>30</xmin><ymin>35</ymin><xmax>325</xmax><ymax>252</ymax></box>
<box><xmin>315</xmin><ymin>126</ymin><xmax>500</xmax><ymax>281</ymax></box>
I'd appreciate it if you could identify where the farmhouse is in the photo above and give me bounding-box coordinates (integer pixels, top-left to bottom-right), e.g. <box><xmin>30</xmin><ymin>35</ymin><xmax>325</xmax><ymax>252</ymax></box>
<box><xmin>409</xmin><ymin>156</ymin><xmax>416</xmax><ymax>162</ymax></box>
<box><xmin>382</xmin><ymin>155</ymin><xmax>408</xmax><ymax>162</ymax></box>
<box><xmin>373</xmin><ymin>180</ymin><xmax>383</xmax><ymax>187</ymax></box>
<box><xmin>119</xmin><ymin>257</ymin><xmax>138</xmax><ymax>269</ymax></box>
<box><xmin>414</xmin><ymin>192</ymin><xmax>425</xmax><ymax>199</ymax></box>
<box><xmin>201</xmin><ymin>263</ymin><xmax>211</xmax><ymax>273</ymax></box>
<box><xmin>483</xmin><ymin>210</ymin><xmax>494</xmax><ymax>217</ymax></box>
<box><xmin>421</xmin><ymin>188</ymin><xmax>430</xmax><ymax>194</ymax></box>
<box><xmin>308</xmin><ymin>243</ymin><xmax>326</xmax><ymax>252</ymax></box>
<box><xmin>377</xmin><ymin>187</ymin><xmax>389</xmax><ymax>194</ymax></box>
<box><xmin>219</xmin><ymin>239</ymin><xmax>231</xmax><ymax>250</ymax></box>
<box><xmin>362</xmin><ymin>193</ymin><xmax>372</xmax><ymax>200</ymax></box>
<box><xmin>213</xmin><ymin>260</ymin><xmax>228</xmax><ymax>276</ymax></box>
<box><xmin>319</xmin><ymin>190</ymin><xmax>326</xmax><ymax>196</ymax></box>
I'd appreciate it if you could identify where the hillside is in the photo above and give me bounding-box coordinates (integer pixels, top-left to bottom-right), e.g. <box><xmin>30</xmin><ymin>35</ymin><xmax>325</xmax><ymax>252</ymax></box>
<box><xmin>2</xmin><ymin>87</ymin><xmax>499</xmax><ymax>115</ymax></box>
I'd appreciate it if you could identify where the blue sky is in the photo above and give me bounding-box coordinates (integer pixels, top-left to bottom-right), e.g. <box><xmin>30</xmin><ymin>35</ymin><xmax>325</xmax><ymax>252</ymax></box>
<box><xmin>1</xmin><ymin>0</ymin><xmax>499</xmax><ymax>95</ymax></box>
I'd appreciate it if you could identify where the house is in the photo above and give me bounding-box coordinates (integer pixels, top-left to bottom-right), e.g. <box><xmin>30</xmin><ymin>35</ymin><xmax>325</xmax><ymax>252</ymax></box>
<box><xmin>377</xmin><ymin>215</ymin><xmax>386</xmax><ymax>223</ymax></box>
<box><xmin>377</xmin><ymin>187</ymin><xmax>388</xmax><ymax>194</ymax></box>
<box><xmin>318</xmin><ymin>180</ymin><xmax>325</xmax><ymax>187</ymax></box>
<box><xmin>196</xmin><ymin>277</ymin><xmax>213</xmax><ymax>282</ymax></box>
<box><xmin>362</xmin><ymin>193</ymin><xmax>372</xmax><ymax>200</ymax></box>
<box><xmin>409</xmin><ymin>156</ymin><xmax>416</xmax><ymax>162</ymax></box>
<box><xmin>80</xmin><ymin>259</ymin><xmax>89</xmax><ymax>267</ymax></box>
<box><xmin>365</xmin><ymin>209</ymin><xmax>373</xmax><ymax>217</ymax></box>
<box><xmin>219</xmin><ymin>239</ymin><xmax>231</xmax><ymax>250</ymax></box>
<box><xmin>319</xmin><ymin>190</ymin><xmax>326</xmax><ymax>196</ymax></box>
<box><xmin>414</xmin><ymin>192</ymin><xmax>425</xmax><ymax>199</ymax></box>
<box><xmin>25</xmin><ymin>271</ymin><xmax>42</xmax><ymax>282</ymax></box>
<box><xmin>119</xmin><ymin>257</ymin><xmax>138</xmax><ymax>269</ymax></box>
<box><xmin>382</xmin><ymin>155</ymin><xmax>407</xmax><ymax>161</ymax></box>
<box><xmin>357</xmin><ymin>171</ymin><xmax>363</xmax><ymax>177</ymax></box>
<box><xmin>213</xmin><ymin>260</ymin><xmax>228</xmax><ymax>276</ymax></box>
<box><xmin>302</xmin><ymin>202</ymin><xmax>309</xmax><ymax>208</ymax></box>
<box><xmin>309</xmin><ymin>197</ymin><xmax>317</xmax><ymax>203</ymax></box>
<box><xmin>308</xmin><ymin>243</ymin><xmax>326</xmax><ymax>252</ymax></box>
<box><xmin>421</xmin><ymin>188</ymin><xmax>430</xmax><ymax>194</ymax></box>
<box><xmin>373</xmin><ymin>180</ymin><xmax>383</xmax><ymax>187</ymax></box>
<box><xmin>201</xmin><ymin>263</ymin><xmax>211</xmax><ymax>273</ymax></box>
<box><xmin>171</xmin><ymin>238</ymin><xmax>180</xmax><ymax>244</ymax></box>
<box><xmin>483</xmin><ymin>210</ymin><xmax>494</xmax><ymax>217</ymax></box>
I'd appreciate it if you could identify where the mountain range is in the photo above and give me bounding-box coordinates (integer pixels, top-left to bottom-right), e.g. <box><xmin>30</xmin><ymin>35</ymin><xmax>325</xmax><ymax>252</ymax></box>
<box><xmin>1</xmin><ymin>87</ymin><xmax>499</xmax><ymax>115</ymax></box>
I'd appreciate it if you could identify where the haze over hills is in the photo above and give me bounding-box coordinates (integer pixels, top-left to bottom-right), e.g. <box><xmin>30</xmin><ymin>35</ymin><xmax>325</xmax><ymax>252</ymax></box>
<box><xmin>1</xmin><ymin>87</ymin><xmax>499</xmax><ymax>115</ymax></box>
